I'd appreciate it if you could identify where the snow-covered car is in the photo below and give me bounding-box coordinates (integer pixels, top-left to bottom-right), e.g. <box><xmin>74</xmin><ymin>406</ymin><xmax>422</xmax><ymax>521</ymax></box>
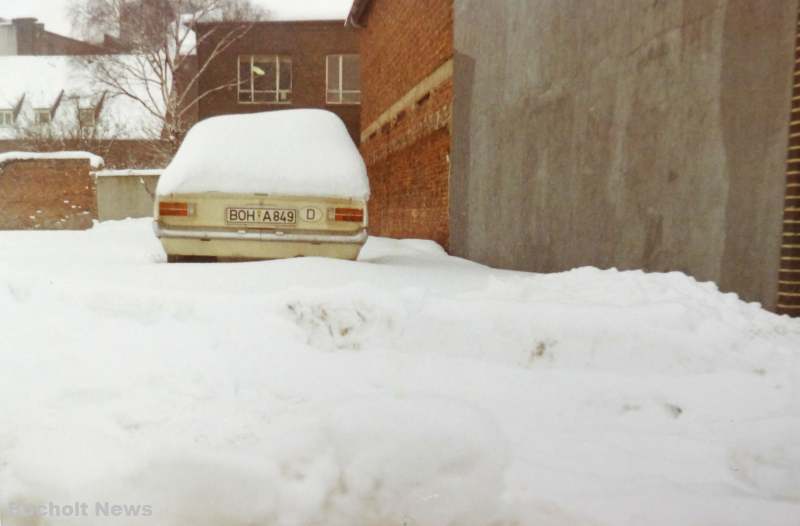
<box><xmin>153</xmin><ymin>109</ymin><xmax>369</xmax><ymax>262</ymax></box>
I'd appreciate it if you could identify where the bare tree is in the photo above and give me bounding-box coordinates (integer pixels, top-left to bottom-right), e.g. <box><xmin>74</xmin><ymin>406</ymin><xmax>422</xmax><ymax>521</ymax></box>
<box><xmin>68</xmin><ymin>0</ymin><xmax>266</xmax><ymax>155</ymax></box>
<box><xmin>10</xmin><ymin>95</ymin><xmax>172</xmax><ymax>168</ymax></box>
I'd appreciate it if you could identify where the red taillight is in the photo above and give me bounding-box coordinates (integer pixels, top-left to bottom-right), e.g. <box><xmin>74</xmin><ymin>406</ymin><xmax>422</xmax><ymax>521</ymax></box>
<box><xmin>334</xmin><ymin>207</ymin><xmax>364</xmax><ymax>222</ymax></box>
<box><xmin>159</xmin><ymin>202</ymin><xmax>191</xmax><ymax>217</ymax></box>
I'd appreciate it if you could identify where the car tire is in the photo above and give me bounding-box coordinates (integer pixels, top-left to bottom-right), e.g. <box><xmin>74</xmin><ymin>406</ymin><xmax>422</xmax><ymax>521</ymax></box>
<box><xmin>167</xmin><ymin>255</ymin><xmax>218</xmax><ymax>263</ymax></box>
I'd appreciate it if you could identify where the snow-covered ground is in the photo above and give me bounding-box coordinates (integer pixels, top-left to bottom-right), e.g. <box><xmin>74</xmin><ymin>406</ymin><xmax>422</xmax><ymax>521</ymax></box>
<box><xmin>1</xmin><ymin>219</ymin><xmax>799</xmax><ymax>526</ymax></box>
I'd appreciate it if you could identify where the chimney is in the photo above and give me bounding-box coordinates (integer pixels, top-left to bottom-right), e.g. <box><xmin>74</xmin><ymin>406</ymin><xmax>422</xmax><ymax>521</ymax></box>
<box><xmin>12</xmin><ymin>18</ymin><xmax>43</xmax><ymax>55</ymax></box>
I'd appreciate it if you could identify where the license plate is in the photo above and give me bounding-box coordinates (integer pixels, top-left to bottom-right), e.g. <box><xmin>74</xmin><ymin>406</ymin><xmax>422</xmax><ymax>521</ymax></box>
<box><xmin>225</xmin><ymin>207</ymin><xmax>297</xmax><ymax>225</ymax></box>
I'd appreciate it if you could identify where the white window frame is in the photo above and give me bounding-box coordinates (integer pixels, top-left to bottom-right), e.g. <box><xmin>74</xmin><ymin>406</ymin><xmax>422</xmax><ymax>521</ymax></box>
<box><xmin>34</xmin><ymin>109</ymin><xmax>51</xmax><ymax>125</ymax></box>
<box><xmin>326</xmin><ymin>54</ymin><xmax>360</xmax><ymax>105</ymax></box>
<box><xmin>0</xmin><ymin>110</ymin><xmax>13</xmax><ymax>127</ymax></box>
<box><xmin>237</xmin><ymin>55</ymin><xmax>292</xmax><ymax>104</ymax></box>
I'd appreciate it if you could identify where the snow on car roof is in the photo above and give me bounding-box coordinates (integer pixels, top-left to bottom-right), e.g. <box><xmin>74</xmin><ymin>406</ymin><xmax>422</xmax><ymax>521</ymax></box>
<box><xmin>156</xmin><ymin>109</ymin><xmax>369</xmax><ymax>200</ymax></box>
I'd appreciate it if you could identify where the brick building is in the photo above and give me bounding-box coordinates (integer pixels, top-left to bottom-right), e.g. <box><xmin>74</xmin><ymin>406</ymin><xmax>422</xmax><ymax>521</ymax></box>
<box><xmin>347</xmin><ymin>0</ymin><xmax>452</xmax><ymax>249</ymax></box>
<box><xmin>0</xmin><ymin>17</ymin><xmax>109</xmax><ymax>56</ymax></box>
<box><xmin>194</xmin><ymin>19</ymin><xmax>361</xmax><ymax>142</ymax></box>
<box><xmin>348</xmin><ymin>0</ymin><xmax>798</xmax><ymax>315</ymax></box>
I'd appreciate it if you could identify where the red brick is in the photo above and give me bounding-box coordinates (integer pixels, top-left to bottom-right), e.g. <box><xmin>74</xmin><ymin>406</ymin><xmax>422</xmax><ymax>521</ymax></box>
<box><xmin>359</xmin><ymin>0</ymin><xmax>453</xmax><ymax>248</ymax></box>
<box><xmin>360</xmin><ymin>0</ymin><xmax>454</xmax><ymax>125</ymax></box>
<box><xmin>195</xmin><ymin>21</ymin><xmax>361</xmax><ymax>143</ymax></box>
<box><xmin>0</xmin><ymin>158</ymin><xmax>97</xmax><ymax>230</ymax></box>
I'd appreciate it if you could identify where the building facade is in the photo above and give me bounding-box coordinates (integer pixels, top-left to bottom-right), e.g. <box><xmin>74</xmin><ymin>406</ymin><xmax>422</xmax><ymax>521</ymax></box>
<box><xmin>349</xmin><ymin>0</ymin><xmax>798</xmax><ymax>314</ymax></box>
<box><xmin>194</xmin><ymin>20</ymin><xmax>361</xmax><ymax>143</ymax></box>
<box><xmin>0</xmin><ymin>17</ymin><xmax>109</xmax><ymax>56</ymax></box>
<box><xmin>348</xmin><ymin>0</ymin><xmax>453</xmax><ymax>249</ymax></box>
<box><xmin>779</xmin><ymin>7</ymin><xmax>800</xmax><ymax>315</ymax></box>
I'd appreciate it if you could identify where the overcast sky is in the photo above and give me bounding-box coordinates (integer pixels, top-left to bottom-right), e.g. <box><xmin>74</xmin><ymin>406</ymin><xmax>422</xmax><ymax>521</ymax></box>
<box><xmin>1</xmin><ymin>0</ymin><xmax>353</xmax><ymax>38</ymax></box>
<box><xmin>2</xmin><ymin>0</ymin><xmax>74</xmax><ymax>36</ymax></box>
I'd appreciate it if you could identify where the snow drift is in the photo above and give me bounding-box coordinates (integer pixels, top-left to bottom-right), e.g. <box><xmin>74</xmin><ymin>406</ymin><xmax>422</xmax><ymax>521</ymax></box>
<box><xmin>0</xmin><ymin>219</ymin><xmax>798</xmax><ymax>526</ymax></box>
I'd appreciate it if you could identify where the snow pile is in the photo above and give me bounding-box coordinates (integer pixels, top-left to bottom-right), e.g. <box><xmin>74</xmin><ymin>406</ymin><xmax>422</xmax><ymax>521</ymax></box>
<box><xmin>0</xmin><ymin>151</ymin><xmax>104</xmax><ymax>169</ymax></box>
<box><xmin>157</xmin><ymin>110</ymin><xmax>368</xmax><ymax>199</ymax></box>
<box><xmin>0</xmin><ymin>219</ymin><xmax>799</xmax><ymax>526</ymax></box>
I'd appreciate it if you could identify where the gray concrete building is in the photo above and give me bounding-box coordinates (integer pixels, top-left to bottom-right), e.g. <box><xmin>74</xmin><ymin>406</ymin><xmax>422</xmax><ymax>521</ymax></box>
<box><xmin>0</xmin><ymin>19</ymin><xmax>18</xmax><ymax>55</ymax></box>
<box><xmin>450</xmin><ymin>0</ymin><xmax>797</xmax><ymax>312</ymax></box>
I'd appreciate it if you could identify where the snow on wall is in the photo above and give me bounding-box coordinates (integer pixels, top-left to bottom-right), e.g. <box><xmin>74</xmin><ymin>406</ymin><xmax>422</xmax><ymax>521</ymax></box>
<box><xmin>157</xmin><ymin>109</ymin><xmax>369</xmax><ymax>199</ymax></box>
<box><xmin>93</xmin><ymin>168</ymin><xmax>161</xmax><ymax>177</ymax></box>
<box><xmin>0</xmin><ymin>150</ymin><xmax>104</xmax><ymax>169</ymax></box>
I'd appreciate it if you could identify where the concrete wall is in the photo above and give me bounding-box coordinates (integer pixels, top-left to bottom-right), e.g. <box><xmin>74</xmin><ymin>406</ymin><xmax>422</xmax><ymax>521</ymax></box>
<box><xmin>451</xmin><ymin>0</ymin><xmax>797</xmax><ymax>310</ymax></box>
<box><xmin>0</xmin><ymin>24</ymin><xmax>16</xmax><ymax>55</ymax></box>
<box><xmin>94</xmin><ymin>171</ymin><xmax>160</xmax><ymax>221</ymax></box>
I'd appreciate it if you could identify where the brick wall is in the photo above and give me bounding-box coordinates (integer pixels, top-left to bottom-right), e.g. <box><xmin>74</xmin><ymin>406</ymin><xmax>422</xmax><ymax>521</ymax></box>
<box><xmin>0</xmin><ymin>158</ymin><xmax>97</xmax><ymax>230</ymax></box>
<box><xmin>196</xmin><ymin>21</ymin><xmax>361</xmax><ymax>143</ymax></box>
<box><xmin>360</xmin><ymin>0</ymin><xmax>453</xmax><ymax>125</ymax></box>
<box><xmin>34</xmin><ymin>31</ymin><xmax>111</xmax><ymax>55</ymax></box>
<box><xmin>358</xmin><ymin>0</ymin><xmax>453</xmax><ymax>248</ymax></box>
<box><xmin>778</xmin><ymin>3</ymin><xmax>800</xmax><ymax>317</ymax></box>
<box><xmin>367</xmin><ymin>127</ymin><xmax>450</xmax><ymax>244</ymax></box>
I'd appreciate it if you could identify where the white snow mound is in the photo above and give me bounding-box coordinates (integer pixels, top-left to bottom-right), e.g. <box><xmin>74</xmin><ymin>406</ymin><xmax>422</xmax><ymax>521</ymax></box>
<box><xmin>0</xmin><ymin>220</ymin><xmax>799</xmax><ymax>526</ymax></box>
<box><xmin>156</xmin><ymin>109</ymin><xmax>369</xmax><ymax>199</ymax></box>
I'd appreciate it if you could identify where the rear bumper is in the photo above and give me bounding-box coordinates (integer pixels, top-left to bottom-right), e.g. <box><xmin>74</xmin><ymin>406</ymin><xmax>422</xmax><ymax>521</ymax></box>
<box><xmin>153</xmin><ymin>222</ymin><xmax>368</xmax><ymax>244</ymax></box>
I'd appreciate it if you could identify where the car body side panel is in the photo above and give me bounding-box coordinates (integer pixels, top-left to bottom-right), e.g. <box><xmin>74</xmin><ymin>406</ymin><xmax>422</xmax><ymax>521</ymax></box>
<box><xmin>160</xmin><ymin>237</ymin><xmax>363</xmax><ymax>260</ymax></box>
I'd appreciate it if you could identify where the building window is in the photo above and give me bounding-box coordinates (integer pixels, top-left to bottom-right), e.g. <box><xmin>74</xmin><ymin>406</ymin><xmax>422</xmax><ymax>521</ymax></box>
<box><xmin>326</xmin><ymin>54</ymin><xmax>360</xmax><ymax>105</ymax></box>
<box><xmin>34</xmin><ymin>109</ymin><xmax>51</xmax><ymax>125</ymax></box>
<box><xmin>78</xmin><ymin>108</ymin><xmax>96</xmax><ymax>128</ymax></box>
<box><xmin>0</xmin><ymin>110</ymin><xmax>13</xmax><ymax>127</ymax></box>
<box><xmin>238</xmin><ymin>55</ymin><xmax>292</xmax><ymax>104</ymax></box>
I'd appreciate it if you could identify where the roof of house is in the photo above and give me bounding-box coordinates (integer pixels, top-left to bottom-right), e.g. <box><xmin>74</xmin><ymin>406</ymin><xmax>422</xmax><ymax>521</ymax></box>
<box><xmin>346</xmin><ymin>0</ymin><xmax>374</xmax><ymax>26</ymax></box>
<box><xmin>0</xmin><ymin>55</ymin><xmax>163</xmax><ymax>141</ymax></box>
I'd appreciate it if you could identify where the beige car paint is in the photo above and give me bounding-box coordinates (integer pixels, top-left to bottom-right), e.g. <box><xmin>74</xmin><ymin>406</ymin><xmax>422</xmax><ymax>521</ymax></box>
<box><xmin>154</xmin><ymin>192</ymin><xmax>368</xmax><ymax>261</ymax></box>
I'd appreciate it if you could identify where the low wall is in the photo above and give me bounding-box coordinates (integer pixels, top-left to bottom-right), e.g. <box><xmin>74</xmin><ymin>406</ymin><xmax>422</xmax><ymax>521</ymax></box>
<box><xmin>93</xmin><ymin>170</ymin><xmax>161</xmax><ymax>221</ymax></box>
<box><xmin>0</xmin><ymin>154</ymin><xmax>99</xmax><ymax>230</ymax></box>
<box><xmin>0</xmin><ymin>139</ymin><xmax>172</xmax><ymax>169</ymax></box>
